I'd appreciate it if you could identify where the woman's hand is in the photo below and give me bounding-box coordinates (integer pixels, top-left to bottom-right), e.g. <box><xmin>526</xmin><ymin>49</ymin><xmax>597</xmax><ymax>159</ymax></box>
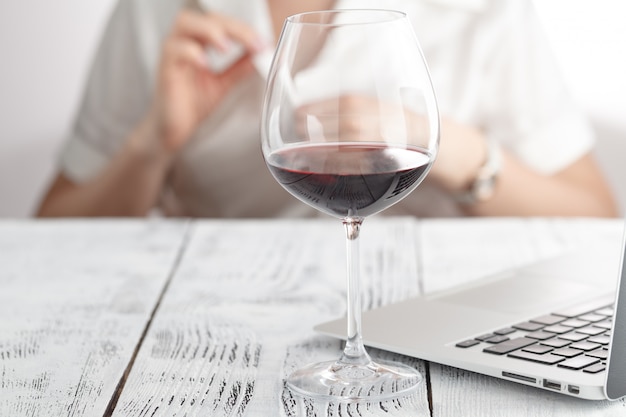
<box><xmin>295</xmin><ymin>95</ymin><xmax>489</xmax><ymax>193</ymax></box>
<box><xmin>295</xmin><ymin>95</ymin><xmax>430</xmax><ymax>142</ymax></box>
<box><xmin>146</xmin><ymin>9</ymin><xmax>265</xmax><ymax>154</ymax></box>
<box><xmin>426</xmin><ymin>116</ymin><xmax>489</xmax><ymax>193</ymax></box>
<box><xmin>35</xmin><ymin>9</ymin><xmax>268</xmax><ymax>218</ymax></box>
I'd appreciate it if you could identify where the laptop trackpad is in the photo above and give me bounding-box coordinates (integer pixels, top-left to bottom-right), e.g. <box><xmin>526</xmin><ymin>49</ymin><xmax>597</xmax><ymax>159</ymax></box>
<box><xmin>433</xmin><ymin>272</ymin><xmax>602</xmax><ymax>315</ymax></box>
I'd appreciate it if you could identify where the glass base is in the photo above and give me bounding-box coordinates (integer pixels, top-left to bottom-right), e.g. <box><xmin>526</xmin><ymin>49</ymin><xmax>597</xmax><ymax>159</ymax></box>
<box><xmin>285</xmin><ymin>359</ymin><xmax>422</xmax><ymax>403</ymax></box>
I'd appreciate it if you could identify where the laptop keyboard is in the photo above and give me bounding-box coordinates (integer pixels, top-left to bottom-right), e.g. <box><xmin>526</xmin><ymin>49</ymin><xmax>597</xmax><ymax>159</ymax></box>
<box><xmin>455</xmin><ymin>301</ymin><xmax>614</xmax><ymax>374</ymax></box>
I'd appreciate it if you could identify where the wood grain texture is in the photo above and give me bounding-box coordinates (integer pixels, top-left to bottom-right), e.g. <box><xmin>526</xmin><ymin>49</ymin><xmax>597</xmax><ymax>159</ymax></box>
<box><xmin>421</xmin><ymin>218</ymin><xmax>626</xmax><ymax>416</ymax></box>
<box><xmin>3</xmin><ymin>217</ymin><xmax>626</xmax><ymax>417</ymax></box>
<box><xmin>0</xmin><ymin>219</ymin><xmax>188</xmax><ymax>417</ymax></box>
<box><xmin>112</xmin><ymin>218</ymin><xmax>431</xmax><ymax>416</ymax></box>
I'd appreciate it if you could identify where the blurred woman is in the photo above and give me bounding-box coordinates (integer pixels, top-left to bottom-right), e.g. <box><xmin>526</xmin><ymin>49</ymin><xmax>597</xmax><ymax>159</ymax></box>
<box><xmin>37</xmin><ymin>0</ymin><xmax>618</xmax><ymax>218</ymax></box>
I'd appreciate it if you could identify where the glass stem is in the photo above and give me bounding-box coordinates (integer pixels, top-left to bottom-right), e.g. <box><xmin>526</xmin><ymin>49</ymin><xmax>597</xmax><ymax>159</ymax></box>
<box><xmin>339</xmin><ymin>217</ymin><xmax>372</xmax><ymax>367</ymax></box>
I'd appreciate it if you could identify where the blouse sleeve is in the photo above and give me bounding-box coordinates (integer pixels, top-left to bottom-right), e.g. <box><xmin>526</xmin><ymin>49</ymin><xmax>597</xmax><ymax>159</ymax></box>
<box><xmin>59</xmin><ymin>0</ymin><xmax>175</xmax><ymax>182</ymax></box>
<box><xmin>480</xmin><ymin>1</ymin><xmax>595</xmax><ymax>175</ymax></box>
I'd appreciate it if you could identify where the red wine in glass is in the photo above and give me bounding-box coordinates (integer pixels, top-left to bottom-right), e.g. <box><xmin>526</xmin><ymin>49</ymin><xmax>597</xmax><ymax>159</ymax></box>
<box><xmin>266</xmin><ymin>142</ymin><xmax>433</xmax><ymax>218</ymax></box>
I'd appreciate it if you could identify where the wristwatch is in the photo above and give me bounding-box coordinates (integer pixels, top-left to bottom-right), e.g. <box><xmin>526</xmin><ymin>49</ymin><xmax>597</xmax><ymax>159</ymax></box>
<box><xmin>456</xmin><ymin>138</ymin><xmax>501</xmax><ymax>205</ymax></box>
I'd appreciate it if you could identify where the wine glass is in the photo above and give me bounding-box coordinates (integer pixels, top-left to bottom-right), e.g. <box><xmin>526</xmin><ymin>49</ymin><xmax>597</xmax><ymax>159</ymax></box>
<box><xmin>261</xmin><ymin>9</ymin><xmax>439</xmax><ymax>402</ymax></box>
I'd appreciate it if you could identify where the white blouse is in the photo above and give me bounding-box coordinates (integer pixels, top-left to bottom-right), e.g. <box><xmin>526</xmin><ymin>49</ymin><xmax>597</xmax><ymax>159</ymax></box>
<box><xmin>59</xmin><ymin>0</ymin><xmax>594</xmax><ymax>217</ymax></box>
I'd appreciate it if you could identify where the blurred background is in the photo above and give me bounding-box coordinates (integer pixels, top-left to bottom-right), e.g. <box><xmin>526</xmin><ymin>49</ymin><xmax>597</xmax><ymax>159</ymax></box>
<box><xmin>0</xmin><ymin>0</ymin><xmax>624</xmax><ymax>217</ymax></box>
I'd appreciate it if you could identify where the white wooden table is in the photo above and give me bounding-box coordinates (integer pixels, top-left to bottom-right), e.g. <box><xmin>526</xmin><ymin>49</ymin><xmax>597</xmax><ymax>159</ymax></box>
<box><xmin>1</xmin><ymin>217</ymin><xmax>625</xmax><ymax>416</ymax></box>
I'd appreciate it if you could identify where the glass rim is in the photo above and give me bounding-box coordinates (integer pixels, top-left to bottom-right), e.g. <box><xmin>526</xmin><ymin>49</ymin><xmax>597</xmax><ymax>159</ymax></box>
<box><xmin>285</xmin><ymin>9</ymin><xmax>407</xmax><ymax>26</ymax></box>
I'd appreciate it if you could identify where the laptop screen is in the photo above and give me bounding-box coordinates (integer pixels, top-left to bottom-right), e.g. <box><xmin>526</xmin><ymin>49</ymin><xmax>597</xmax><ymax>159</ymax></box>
<box><xmin>606</xmin><ymin>231</ymin><xmax>626</xmax><ymax>400</ymax></box>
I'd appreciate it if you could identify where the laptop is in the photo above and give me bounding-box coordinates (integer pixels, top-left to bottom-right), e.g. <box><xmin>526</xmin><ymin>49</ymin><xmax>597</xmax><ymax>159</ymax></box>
<box><xmin>315</xmin><ymin>225</ymin><xmax>626</xmax><ymax>400</ymax></box>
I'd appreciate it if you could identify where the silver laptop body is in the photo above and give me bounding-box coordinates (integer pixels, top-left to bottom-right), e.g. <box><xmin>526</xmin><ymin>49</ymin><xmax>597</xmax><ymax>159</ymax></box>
<box><xmin>316</xmin><ymin>233</ymin><xmax>626</xmax><ymax>400</ymax></box>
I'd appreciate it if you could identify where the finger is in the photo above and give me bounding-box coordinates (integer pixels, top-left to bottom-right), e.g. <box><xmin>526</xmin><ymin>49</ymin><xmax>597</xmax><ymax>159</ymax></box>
<box><xmin>162</xmin><ymin>36</ymin><xmax>207</xmax><ymax>69</ymax></box>
<box><xmin>173</xmin><ymin>10</ymin><xmax>264</xmax><ymax>53</ymax></box>
<box><xmin>298</xmin><ymin>98</ymin><xmax>336</xmax><ymax>115</ymax></box>
<box><xmin>299</xmin><ymin>96</ymin><xmax>373</xmax><ymax>119</ymax></box>
<box><xmin>215</xmin><ymin>53</ymin><xmax>256</xmax><ymax>91</ymax></box>
<box><xmin>172</xmin><ymin>10</ymin><xmax>229</xmax><ymax>51</ymax></box>
<box><xmin>218</xmin><ymin>13</ymin><xmax>266</xmax><ymax>53</ymax></box>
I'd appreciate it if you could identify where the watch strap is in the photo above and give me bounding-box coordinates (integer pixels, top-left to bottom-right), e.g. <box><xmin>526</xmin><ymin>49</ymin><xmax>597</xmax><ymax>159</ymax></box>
<box><xmin>456</xmin><ymin>138</ymin><xmax>501</xmax><ymax>205</ymax></box>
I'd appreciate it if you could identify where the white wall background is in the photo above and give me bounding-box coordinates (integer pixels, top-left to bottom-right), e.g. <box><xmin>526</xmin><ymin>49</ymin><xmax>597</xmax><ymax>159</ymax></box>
<box><xmin>0</xmin><ymin>0</ymin><xmax>624</xmax><ymax>217</ymax></box>
<box><xmin>0</xmin><ymin>0</ymin><xmax>116</xmax><ymax>217</ymax></box>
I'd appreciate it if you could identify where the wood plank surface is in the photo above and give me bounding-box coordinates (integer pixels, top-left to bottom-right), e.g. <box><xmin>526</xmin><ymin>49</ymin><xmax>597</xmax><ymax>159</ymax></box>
<box><xmin>0</xmin><ymin>219</ymin><xmax>188</xmax><ymax>417</ymax></box>
<box><xmin>3</xmin><ymin>217</ymin><xmax>626</xmax><ymax>417</ymax></box>
<box><xmin>420</xmin><ymin>218</ymin><xmax>626</xmax><ymax>416</ymax></box>
<box><xmin>111</xmin><ymin>218</ymin><xmax>431</xmax><ymax>416</ymax></box>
